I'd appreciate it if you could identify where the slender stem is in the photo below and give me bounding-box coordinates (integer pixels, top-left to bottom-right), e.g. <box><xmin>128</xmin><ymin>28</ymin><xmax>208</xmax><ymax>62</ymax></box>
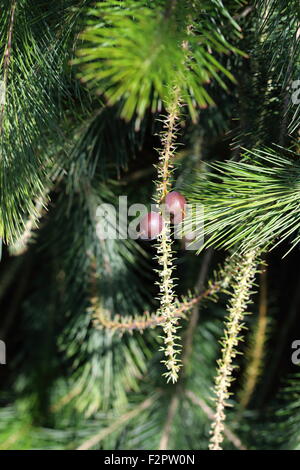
<box><xmin>0</xmin><ymin>425</ymin><xmax>28</xmax><ymax>451</ymax></box>
<box><xmin>155</xmin><ymin>87</ymin><xmax>181</xmax><ymax>383</ymax></box>
<box><xmin>164</xmin><ymin>0</ymin><xmax>177</xmax><ymax>20</ymax></box>
<box><xmin>92</xmin><ymin>284</ymin><xmax>220</xmax><ymax>333</ymax></box>
<box><xmin>76</xmin><ymin>397</ymin><xmax>154</xmax><ymax>450</ymax></box>
<box><xmin>159</xmin><ymin>250</ymin><xmax>214</xmax><ymax>450</ymax></box>
<box><xmin>159</xmin><ymin>395</ymin><xmax>179</xmax><ymax>450</ymax></box>
<box><xmin>9</xmin><ymin>189</ymin><xmax>50</xmax><ymax>256</ymax></box>
<box><xmin>209</xmin><ymin>250</ymin><xmax>258</xmax><ymax>450</ymax></box>
<box><xmin>0</xmin><ymin>253</ymin><xmax>33</xmax><ymax>340</ymax></box>
<box><xmin>181</xmin><ymin>249</ymin><xmax>213</xmax><ymax>373</ymax></box>
<box><xmin>0</xmin><ymin>255</ymin><xmax>24</xmax><ymax>302</ymax></box>
<box><xmin>156</xmin><ymin>87</ymin><xmax>180</xmax><ymax>203</ymax></box>
<box><xmin>239</xmin><ymin>262</ymin><xmax>268</xmax><ymax>409</ymax></box>
<box><xmin>186</xmin><ymin>390</ymin><xmax>246</xmax><ymax>451</ymax></box>
<box><xmin>92</xmin><ymin>253</ymin><xmax>237</xmax><ymax>334</ymax></box>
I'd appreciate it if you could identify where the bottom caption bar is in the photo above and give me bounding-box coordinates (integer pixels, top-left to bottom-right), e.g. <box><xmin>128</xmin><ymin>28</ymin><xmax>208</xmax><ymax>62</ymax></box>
<box><xmin>103</xmin><ymin>452</ymin><xmax>197</xmax><ymax>466</ymax></box>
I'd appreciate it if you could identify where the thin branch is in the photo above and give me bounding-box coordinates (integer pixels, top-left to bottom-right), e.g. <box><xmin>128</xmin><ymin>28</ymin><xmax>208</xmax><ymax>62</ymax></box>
<box><xmin>186</xmin><ymin>390</ymin><xmax>247</xmax><ymax>451</ymax></box>
<box><xmin>234</xmin><ymin>6</ymin><xmax>254</xmax><ymax>20</ymax></box>
<box><xmin>0</xmin><ymin>425</ymin><xmax>28</xmax><ymax>451</ymax></box>
<box><xmin>50</xmin><ymin>384</ymin><xmax>83</xmax><ymax>413</ymax></box>
<box><xmin>260</xmin><ymin>260</ymin><xmax>300</xmax><ymax>404</ymax></box>
<box><xmin>0</xmin><ymin>255</ymin><xmax>24</xmax><ymax>302</ymax></box>
<box><xmin>156</xmin><ymin>87</ymin><xmax>180</xmax><ymax>203</ymax></box>
<box><xmin>159</xmin><ymin>395</ymin><xmax>179</xmax><ymax>450</ymax></box>
<box><xmin>92</xmin><ymin>252</ymin><xmax>238</xmax><ymax>334</ymax></box>
<box><xmin>164</xmin><ymin>0</ymin><xmax>177</xmax><ymax>20</ymax></box>
<box><xmin>159</xmin><ymin>249</ymin><xmax>214</xmax><ymax>451</ymax></box>
<box><xmin>239</xmin><ymin>261</ymin><xmax>268</xmax><ymax>409</ymax></box>
<box><xmin>9</xmin><ymin>189</ymin><xmax>51</xmax><ymax>256</ymax></box>
<box><xmin>209</xmin><ymin>250</ymin><xmax>258</xmax><ymax>450</ymax></box>
<box><xmin>155</xmin><ymin>87</ymin><xmax>181</xmax><ymax>383</ymax></box>
<box><xmin>181</xmin><ymin>249</ymin><xmax>213</xmax><ymax>373</ymax></box>
<box><xmin>76</xmin><ymin>397</ymin><xmax>154</xmax><ymax>450</ymax></box>
<box><xmin>92</xmin><ymin>271</ymin><xmax>228</xmax><ymax>334</ymax></box>
<box><xmin>0</xmin><ymin>253</ymin><xmax>33</xmax><ymax>340</ymax></box>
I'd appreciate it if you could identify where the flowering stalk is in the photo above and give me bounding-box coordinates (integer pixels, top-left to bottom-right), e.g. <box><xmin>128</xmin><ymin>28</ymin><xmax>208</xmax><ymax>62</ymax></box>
<box><xmin>92</xmin><ymin>252</ymin><xmax>240</xmax><ymax>334</ymax></box>
<box><xmin>209</xmin><ymin>250</ymin><xmax>258</xmax><ymax>450</ymax></box>
<box><xmin>239</xmin><ymin>263</ymin><xmax>268</xmax><ymax>409</ymax></box>
<box><xmin>92</xmin><ymin>278</ymin><xmax>226</xmax><ymax>334</ymax></box>
<box><xmin>155</xmin><ymin>87</ymin><xmax>181</xmax><ymax>383</ymax></box>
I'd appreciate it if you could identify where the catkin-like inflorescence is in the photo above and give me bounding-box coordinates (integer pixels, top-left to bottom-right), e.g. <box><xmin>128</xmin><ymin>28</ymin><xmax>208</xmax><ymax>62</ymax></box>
<box><xmin>209</xmin><ymin>250</ymin><xmax>258</xmax><ymax>450</ymax></box>
<box><xmin>156</xmin><ymin>219</ymin><xmax>181</xmax><ymax>383</ymax></box>
<box><xmin>155</xmin><ymin>87</ymin><xmax>181</xmax><ymax>383</ymax></box>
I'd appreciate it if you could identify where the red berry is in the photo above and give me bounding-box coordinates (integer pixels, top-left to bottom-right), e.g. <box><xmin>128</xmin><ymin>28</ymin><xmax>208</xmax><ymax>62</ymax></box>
<box><xmin>139</xmin><ymin>212</ymin><xmax>163</xmax><ymax>240</ymax></box>
<box><xmin>165</xmin><ymin>191</ymin><xmax>186</xmax><ymax>224</ymax></box>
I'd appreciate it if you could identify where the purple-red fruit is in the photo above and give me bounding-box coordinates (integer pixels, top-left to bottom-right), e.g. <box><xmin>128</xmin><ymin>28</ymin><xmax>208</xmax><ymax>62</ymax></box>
<box><xmin>165</xmin><ymin>191</ymin><xmax>186</xmax><ymax>224</ymax></box>
<box><xmin>139</xmin><ymin>212</ymin><xmax>163</xmax><ymax>240</ymax></box>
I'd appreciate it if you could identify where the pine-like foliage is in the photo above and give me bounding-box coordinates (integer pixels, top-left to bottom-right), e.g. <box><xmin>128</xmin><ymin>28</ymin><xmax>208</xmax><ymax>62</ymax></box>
<box><xmin>184</xmin><ymin>148</ymin><xmax>300</xmax><ymax>254</ymax></box>
<box><xmin>0</xmin><ymin>0</ymin><xmax>300</xmax><ymax>452</ymax></box>
<box><xmin>75</xmin><ymin>0</ymin><xmax>243</xmax><ymax>121</ymax></box>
